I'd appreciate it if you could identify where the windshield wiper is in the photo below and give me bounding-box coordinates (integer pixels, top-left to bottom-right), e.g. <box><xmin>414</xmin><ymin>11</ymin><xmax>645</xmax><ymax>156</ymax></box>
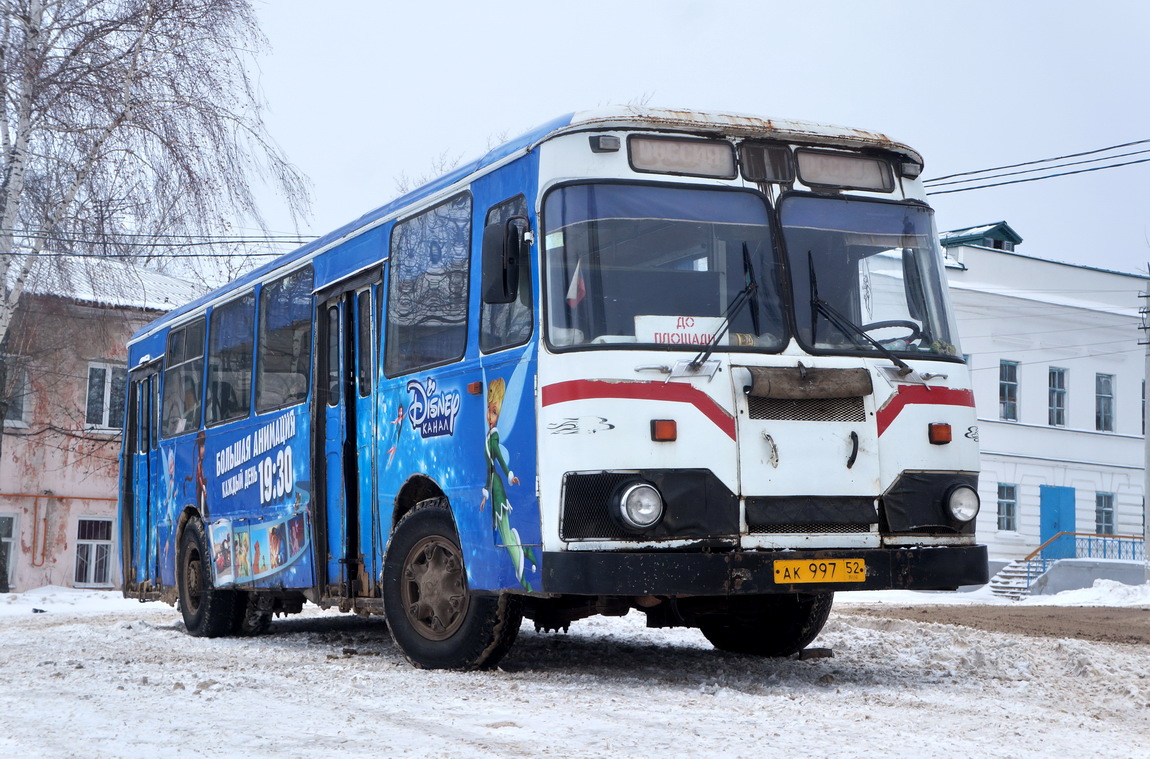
<box><xmin>807</xmin><ymin>251</ymin><xmax>913</xmax><ymax>377</ymax></box>
<box><xmin>690</xmin><ymin>243</ymin><xmax>759</xmax><ymax>370</ymax></box>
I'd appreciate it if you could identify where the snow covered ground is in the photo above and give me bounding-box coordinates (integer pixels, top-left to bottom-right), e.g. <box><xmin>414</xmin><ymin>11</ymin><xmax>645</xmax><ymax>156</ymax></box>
<box><xmin>2</xmin><ymin>583</ymin><xmax>1148</xmax><ymax>758</ymax></box>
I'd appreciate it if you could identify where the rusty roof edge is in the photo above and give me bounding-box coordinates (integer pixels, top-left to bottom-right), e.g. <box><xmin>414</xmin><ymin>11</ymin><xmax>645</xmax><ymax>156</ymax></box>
<box><xmin>548</xmin><ymin>106</ymin><xmax>923</xmax><ymax>165</ymax></box>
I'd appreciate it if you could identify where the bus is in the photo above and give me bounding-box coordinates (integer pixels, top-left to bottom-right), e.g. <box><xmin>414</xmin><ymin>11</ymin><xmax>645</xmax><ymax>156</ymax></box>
<box><xmin>119</xmin><ymin>107</ymin><xmax>988</xmax><ymax>669</ymax></box>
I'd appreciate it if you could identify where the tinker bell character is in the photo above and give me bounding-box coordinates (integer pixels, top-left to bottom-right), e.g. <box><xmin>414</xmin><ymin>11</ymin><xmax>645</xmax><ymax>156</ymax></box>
<box><xmin>480</xmin><ymin>377</ymin><xmax>538</xmax><ymax>590</ymax></box>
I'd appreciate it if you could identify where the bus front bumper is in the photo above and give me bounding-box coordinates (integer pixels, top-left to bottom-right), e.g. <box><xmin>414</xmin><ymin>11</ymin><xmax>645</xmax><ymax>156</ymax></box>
<box><xmin>539</xmin><ymin>544</ymin><xmax>988</xmax><ymax>596</ymax></box>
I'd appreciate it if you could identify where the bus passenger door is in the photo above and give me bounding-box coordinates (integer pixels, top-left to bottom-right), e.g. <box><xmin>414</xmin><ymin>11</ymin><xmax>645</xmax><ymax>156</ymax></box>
<box><xmin>317</xmin><ymin>274</ymin><xmax>379</xmax><ymax>599</ymax></box>
<box><xmin>351</xmin><ymin>288</ymin><xmax>379</xmax><ymax>595</ymax></box>
<box><xmin>123</xmin><ymin>363</ymin><xmax>160</xmax><ymax>590</ymax></box>
<box><xmin>319</xmin><ymin>297</ymin><xmax>352</xmax><ymax>595</ymax></box>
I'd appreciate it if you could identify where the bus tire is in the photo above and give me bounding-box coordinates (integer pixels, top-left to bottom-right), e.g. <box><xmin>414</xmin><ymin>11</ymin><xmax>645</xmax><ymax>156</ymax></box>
<box><xmin>382</xmin><ymin>502</ymin><xmax>522</xmax><ymax>670</ymax></box>
<box><xmin>698</xmin><ymin>592</ymin><xmax>834</xmax><ymax>657</ymax></box>
<box><xmin>176</xmin><ymin>518</ymin><xmax>237</xmax><ymax>637</ymax></box>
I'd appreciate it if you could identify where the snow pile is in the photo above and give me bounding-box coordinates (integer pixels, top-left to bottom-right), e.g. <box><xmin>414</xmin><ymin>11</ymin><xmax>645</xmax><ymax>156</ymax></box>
<box><xmin>1020</xmin><ymin>578</ymin><xmax>1150</xmax><ymax>608</ymax></box>
<box><xmin>0</xmin><ymin>585</ymin><xmax>165</xmax><ymax>618</ymax></box>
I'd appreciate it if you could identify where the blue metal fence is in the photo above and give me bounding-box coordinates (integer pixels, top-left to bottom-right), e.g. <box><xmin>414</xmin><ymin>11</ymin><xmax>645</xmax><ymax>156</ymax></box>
<box><xmin>1024</xmin><ymin>532</ymin><xmax>1145</xmax><ymax>587</ymax></box>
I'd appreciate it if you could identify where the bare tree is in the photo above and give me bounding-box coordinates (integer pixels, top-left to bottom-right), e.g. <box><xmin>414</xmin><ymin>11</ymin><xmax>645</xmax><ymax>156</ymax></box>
<box><xmin>0</xmin><ymin>0</ymin><xmax>311</xmax><ymax>353</ymax></box>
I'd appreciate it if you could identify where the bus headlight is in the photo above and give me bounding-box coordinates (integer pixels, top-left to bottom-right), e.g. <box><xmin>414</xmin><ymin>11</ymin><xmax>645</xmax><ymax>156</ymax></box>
<box><xmin>615</xmin><ymin>483</ymin><xmax>664</xmax><ymax>530</ymax></box>
<box><xmin>945</xmin><ymin>485</ymin><xmax>980</xmax><ymax>522</ymax></box>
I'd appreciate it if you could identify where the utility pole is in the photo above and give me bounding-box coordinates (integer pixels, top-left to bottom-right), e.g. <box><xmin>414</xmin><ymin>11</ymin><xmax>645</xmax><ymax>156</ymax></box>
<box><xmin>1139</xmin><ymin>270</ymin><xmax>1150</xmax><ymax>584</ymax></box>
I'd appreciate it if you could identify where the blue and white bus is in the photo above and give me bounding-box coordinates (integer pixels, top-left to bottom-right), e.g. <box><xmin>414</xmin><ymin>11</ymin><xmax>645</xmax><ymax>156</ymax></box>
<box><xmin>119</xmin><ymin>108</ymin><xmax>987</xmax><ymax>669</ymax></box>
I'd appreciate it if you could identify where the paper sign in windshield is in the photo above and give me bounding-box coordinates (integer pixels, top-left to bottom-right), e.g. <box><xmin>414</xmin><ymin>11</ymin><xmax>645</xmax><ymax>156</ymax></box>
<box><xmin>635</xmin><ymin>315</ymin><xmax>725</xmax><ymax>345</ymax></box>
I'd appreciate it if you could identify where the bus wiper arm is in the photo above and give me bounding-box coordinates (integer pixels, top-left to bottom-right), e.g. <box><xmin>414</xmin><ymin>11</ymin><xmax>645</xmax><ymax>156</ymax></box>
<box><xmin>811</xmin><ymin>295</ymin><xmax>913</xmax><ymax>377</ymax></box>
<box><xmin>743</xmin><ymin>242</ymin><xmax>762</xmax><ymax>337</ymax></box>
<box><xmin>806</xmin><ymin>249</ymin><xmax>912</xmax><ymax>377</ymax></box>
<box><xmin>690</xmin><ymin>251</ymin><xmax>759</xmax><ymax>370</ymax></box>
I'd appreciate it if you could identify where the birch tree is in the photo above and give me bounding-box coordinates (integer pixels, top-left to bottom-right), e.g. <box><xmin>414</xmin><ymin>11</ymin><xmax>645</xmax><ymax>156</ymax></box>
<box><xmin>0</xmin><ymin>0</ymin><xmax>309</xmax><ymax>354</ymax></box>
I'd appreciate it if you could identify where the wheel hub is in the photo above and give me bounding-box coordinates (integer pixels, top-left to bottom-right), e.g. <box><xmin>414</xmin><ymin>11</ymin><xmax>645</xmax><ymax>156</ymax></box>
<box><xmin>185</xmin><ymin>548</ymin><xmax>202</xmax><ymax>613</ymax></box>
<box><xmin>401</xmin><ymin>535</ymin><xmax>468</xmax><ymax>641</ymax></box>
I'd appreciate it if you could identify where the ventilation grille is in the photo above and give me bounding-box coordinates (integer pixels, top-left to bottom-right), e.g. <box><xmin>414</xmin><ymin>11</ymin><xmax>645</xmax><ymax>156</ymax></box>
<box><xmin>560</xmin><ymin>472</ymin><xmax>636</xmax><ymax>540</ymax></box>
<box><xmin>747</xmin><ymin>522</ymin><xmax>874</xmax><ymax>535</ymax></box>
<box><xmin>747</xmin><ymin>395</ymin><xmax>866</xmax><ymax>422</ymax></box>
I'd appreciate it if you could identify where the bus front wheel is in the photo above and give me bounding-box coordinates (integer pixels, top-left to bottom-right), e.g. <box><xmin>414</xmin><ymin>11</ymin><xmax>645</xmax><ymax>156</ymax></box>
<box><xmin>176</xmin><ymin>518</ymin><xmax>238</xmax><ymax>637</ymax></box>
<box><xmin>698</xmin><ymin>592</ymin><xmax>834</xmax><ymax>657</ymax></box>
<box><xmin>383</xmin><ymin>501</ymin><xmax>522</xmax><ymax>670</ymax></box>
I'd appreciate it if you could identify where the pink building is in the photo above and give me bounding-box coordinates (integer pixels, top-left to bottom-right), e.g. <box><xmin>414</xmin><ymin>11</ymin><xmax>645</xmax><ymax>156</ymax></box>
<box><xmin>1</xmin><ymin>257</ymin><xmax>197</xmax><ymax>592</ymax></box>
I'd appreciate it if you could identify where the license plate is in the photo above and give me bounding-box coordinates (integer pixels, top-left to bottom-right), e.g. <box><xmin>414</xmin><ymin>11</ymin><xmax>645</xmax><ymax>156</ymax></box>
<box><xmin>773</xmin><ymin>558</ymin><xmax>866</xmax><ymax>584</ymax></box>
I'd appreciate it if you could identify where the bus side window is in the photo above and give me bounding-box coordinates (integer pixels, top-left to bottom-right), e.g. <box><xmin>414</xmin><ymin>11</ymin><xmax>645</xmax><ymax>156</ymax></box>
<box><xmin>356</xmin><ymin>290</ymin><xmax>372</xmax><ymax>397</ymax></box>
<box><xmin>385</xmin><ymin>193</ymin><xmax>472</xmax><ymax>376</ymax></box>
<box><xmin>480</xmin><ymin>195</ymin><xmax>533</xmax><ymax>353</ymax></box>
<box><xmin>256</xmin><ymin>266</ymin><xmax>314</xmax><ymax>412</ymax></box>
<box><xmin>326</xmin><ymin>305</ymin><xmax>340</xmax><ymax>406</ymax></box>
<box><xmin>161</xmin><ymin>318</ymin><xmax>206</xmax><ymax>437</ymax></box>
<box><xmin>206</xmin><ymin>292</ymin><xmax>255</xmax><ymax>426</ymax></box>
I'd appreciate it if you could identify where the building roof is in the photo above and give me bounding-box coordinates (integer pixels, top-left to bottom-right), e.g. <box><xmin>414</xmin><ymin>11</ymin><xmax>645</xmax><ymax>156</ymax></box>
<box><xmin>940</xmin><ymin>221</ymin><xmax>1023</xmax><ymax>248</ymax></box>
<box><xmin>12</xmin><ymin>254</ymin><xmax>204</xmax><ymax>312</ymax></box>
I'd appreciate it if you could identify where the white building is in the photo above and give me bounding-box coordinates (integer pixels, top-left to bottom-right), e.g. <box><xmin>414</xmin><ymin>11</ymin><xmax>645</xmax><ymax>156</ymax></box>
<box><xmin>942</xmin><ymin>222</ymin><xmax>1146</xmax><ymax>574</ymax></box>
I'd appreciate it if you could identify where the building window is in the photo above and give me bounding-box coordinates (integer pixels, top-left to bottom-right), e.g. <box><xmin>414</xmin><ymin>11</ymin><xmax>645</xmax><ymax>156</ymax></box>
<box><xmin>1</xmin><ymin>514</ymin><xmax>15</xmax><ymax>589</ymax></box>
<box><xmin>997</xmin><ymin>484</ymin><xmax>1018</xmax><ymax>531</ymax></box>
<box><xmin>999</xmin><ymin>360</ymin><xmax>1019</xmax><ymax>421</ymax></box>
<box><xmin>85</xmin><ymin>362</ymin><xmax>128</xmax><ymax>429</ymax></box>
<box><xmin>1095</xmin><ymin>493</ymin><xmax>1115</xmax><ymax>535</ymax></box>
<box><xmin>74</xmin><ymin>518</ymin><xmax>114</xmax><ymax>587</ymax></box>
<box><xmin>1095</xmin><ymin>373</ymin><xmax>1114</xmax><ymax>432</ymax></box>
<box><xmin>1048</xmin><ymin>367</ymin><xmax>1066</xmax><ymax>426</ymax></box>
<box><xmin>0</xmin><ymin>355</ymin><xmax>31</xmax><ymax>426</ymax></box>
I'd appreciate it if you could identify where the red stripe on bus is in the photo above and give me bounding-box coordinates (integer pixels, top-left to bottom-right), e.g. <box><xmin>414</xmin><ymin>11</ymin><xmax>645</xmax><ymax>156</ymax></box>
<box><xmin>876</xmin><ymin>386</ymin><xmax>975</xmax><ymax>436</ymax></box>
<box><xmin>541</xmin><ymin>379</ymin><xmax>737</xmax><ymax>440</ymax></box>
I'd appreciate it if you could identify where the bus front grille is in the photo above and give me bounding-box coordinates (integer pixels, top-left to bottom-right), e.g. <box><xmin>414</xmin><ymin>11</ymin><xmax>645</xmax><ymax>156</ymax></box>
<box><xmin>747</xmin><ymin>522</ymin><xmax>874</xmax><ymax>535</ymax></box>
<box><xmin>747</xmin><ymin>395</ymin><xmax>866</xmax><ymax>422</ymax></box>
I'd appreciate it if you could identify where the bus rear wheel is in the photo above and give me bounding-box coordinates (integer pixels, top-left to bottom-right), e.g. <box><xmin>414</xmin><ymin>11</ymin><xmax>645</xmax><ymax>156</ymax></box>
<box><xmin>383</xmin><ymin>501</ymin><xmax>522</xmax><ymax>670</ymax></box>
<box><xmin>177</xmin><ymin>518</ymin><xmax>238</xmax><ymax>637</ymax></box>
<box><xmin>698</xmin><ymin>592</ymin><xmax>834</xmax><ymax>657</ymax></box>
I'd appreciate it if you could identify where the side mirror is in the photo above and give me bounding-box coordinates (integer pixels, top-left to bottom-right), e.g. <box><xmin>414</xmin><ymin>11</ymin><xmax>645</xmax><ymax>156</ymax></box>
<box><xmin>482</xmin><ymin>215</ymin><xmax>529</xmax><ymax>304</ymax></box>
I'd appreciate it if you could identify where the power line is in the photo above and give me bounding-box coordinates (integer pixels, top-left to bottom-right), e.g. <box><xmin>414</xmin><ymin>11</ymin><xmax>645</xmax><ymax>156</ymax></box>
<box><xmin>925</xmin><ymin>157</ymin><xmax>1150</xmax><ymax>195</ymax></box>
<box><xmin>10</xmin><ymin>244</ymin><xmax>301</xmax><ymax>253</ymax></box>
<box><xmin>4</xmin><ymin>229</ymin><xmax>316</xmax><ymax>241</ymax></box>
<box><xmin>924</xmin><ymin>148</ymin><xmax>1150</xmax><ymax>188</ymax></box>
<box><xmin>923</xmin><ymin>138</ymin><xmax>1150</xmax><ymax>183</ymax></box>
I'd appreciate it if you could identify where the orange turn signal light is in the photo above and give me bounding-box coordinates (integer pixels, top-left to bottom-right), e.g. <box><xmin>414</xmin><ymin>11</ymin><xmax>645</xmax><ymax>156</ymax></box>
<box><xmin>928</xmin><ymin>422</ymin><xmax>952</xmax><ymax>445</ymax></box>
<box><xmin>651</xmin><ymin>419</ymin><xmax>677</xmax><ymax>442</ymax></box>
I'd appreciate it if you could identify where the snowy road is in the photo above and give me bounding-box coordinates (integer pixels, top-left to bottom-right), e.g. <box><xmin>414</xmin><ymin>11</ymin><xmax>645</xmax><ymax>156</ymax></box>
<box><xmin>2</xmin><ymin>586</ymin><xmax>1148</xmax><ymax>758</ymax></box>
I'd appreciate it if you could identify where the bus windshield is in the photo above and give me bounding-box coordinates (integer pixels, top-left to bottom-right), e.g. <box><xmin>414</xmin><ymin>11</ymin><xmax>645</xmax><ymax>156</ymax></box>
<box><xmin>544</xmin><ymin>183</ymin><xmax>785</xmax><ymax>350</ymax></box>
<box><xmin>780</xmin><ymin>195</ymin><xmax>960</xmax><ymax>358</ymax></box>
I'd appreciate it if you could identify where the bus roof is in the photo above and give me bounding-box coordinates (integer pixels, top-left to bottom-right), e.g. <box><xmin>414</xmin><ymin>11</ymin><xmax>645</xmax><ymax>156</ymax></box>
<box><xmin>131</xmin><ymin>107</ymin><xmax>920</xmax><ymax>345</ymax></box>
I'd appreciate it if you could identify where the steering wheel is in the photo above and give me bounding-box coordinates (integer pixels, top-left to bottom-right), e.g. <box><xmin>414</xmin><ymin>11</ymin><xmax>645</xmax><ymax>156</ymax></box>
<box><xmin>860</xmin><ymin>319</ymin><xmax>925</xmax><ymax>345</ymax></box>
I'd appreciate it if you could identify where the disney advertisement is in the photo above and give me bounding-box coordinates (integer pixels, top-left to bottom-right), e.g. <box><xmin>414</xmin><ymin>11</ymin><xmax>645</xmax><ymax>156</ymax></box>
<box><xmin>380</xmin><ymin>357</ymin><xmax>542</xmax><ymax>593</ymax></box>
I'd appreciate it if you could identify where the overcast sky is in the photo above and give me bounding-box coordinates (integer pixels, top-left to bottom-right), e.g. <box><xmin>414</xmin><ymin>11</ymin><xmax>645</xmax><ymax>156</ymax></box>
<box><xmin>250</xmin><ymin>0</ymin><xmax>1150</xmax><ymax>276</ymax></box>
